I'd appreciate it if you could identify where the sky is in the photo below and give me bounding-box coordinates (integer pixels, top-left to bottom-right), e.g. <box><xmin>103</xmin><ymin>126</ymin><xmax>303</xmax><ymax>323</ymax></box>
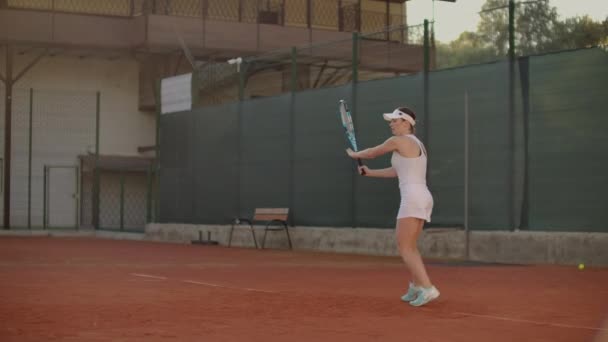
<box><xmin>407</xmin><ymin>0</ymin><xmax>608</xmax><ymax>42</ymax></box>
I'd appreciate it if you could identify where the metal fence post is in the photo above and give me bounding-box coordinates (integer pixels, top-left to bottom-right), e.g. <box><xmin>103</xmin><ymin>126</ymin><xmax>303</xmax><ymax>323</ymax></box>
<box><xmin>289</xmin><ymin>47</ymin><xmax>297</xmax><ymax>226</ymax></box>
<box><xmin>27</xmin><ymin>88</ymin><xmax>33</xmax><ymax>229</ymax></box>
<box><xmin>93</xmin><ymin>92</ymin><xmax>101</xmax><ymax>230</ymax></box>
<box><xmin>423</xmin><ymin>19</ymin><xmax>431</xmax><ymax>184</ymax></box>
<box><xmin>120</xmin><ymin>171</ymin><xmax>125</xmax><ymax>230</ymax></box>
<box><xmin>352</xmin><ymin>32</ymin><xmax>359</xmax><ymax>83</ymax></box>
<box><xmin>155</xmin><ymin>81</ymin><xmax>161</xmax><ymax>222</ymax></box>
<box><xmin>351</xmin><ymin>32</ymin><xmax>359</xmax><ymax>228</ymax></box>
<box><xmin>146</xmin><ymin>163</ymin><xmax>152</xmax><ymax>223</ymax></box>
<box><xmin>43</xmin><ymin>166</ymin><xmax>47</xmax><ymax>230</ymax></box>
<box><xmin>238</xmin><ymin>61</ymin><xmax>245</xmax><ymax>101</ymax></box>
<box><xmin>508</xmin><ymin>0</ymin><xmax>515</xmax><ymax>229</ymax></box>
<box><xmin>3</xmin><ymin>45</ymin><xmax>13</xmax><ymax>229</ymax></box>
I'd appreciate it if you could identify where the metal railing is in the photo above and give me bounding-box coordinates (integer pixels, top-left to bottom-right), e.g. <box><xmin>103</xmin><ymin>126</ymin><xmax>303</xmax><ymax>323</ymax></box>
<box><xmin>4</xmin><ymin>0</ymin><xmax>406</xmax><ymax>33</ymax></box>
<box><xmin>195</xmin><ymin>23</ymin><xmax>427</xmax><ymax>106</ymax></box>
<box><xmin>6</xmin><ymin>0</ymin><xmax>145</xmax><ymax>17</ymax></box>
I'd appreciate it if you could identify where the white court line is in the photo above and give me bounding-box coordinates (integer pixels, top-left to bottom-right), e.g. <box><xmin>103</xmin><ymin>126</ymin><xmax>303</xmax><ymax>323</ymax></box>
<box><xmin>182</xmin><ymin>280</ymin><xmax>277</xmax><ymax>294</ymax></box>
<box><xmin>128</xmin><ymin>273</ymin><xmax>275</xmax><ymax>293</ymax></box>
<box><xmin>130</xmin><ymin>273</ymin><xmax>167</xmax><ymax>280</ymax></box>
<box><xmin>453</xmin><ymin>311</ymin><xmax>608</xmax><ymax>332</ymax></box>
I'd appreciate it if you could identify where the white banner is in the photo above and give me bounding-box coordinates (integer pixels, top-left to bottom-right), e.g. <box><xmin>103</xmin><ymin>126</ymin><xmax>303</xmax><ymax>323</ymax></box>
<box><xmin>161</xmin><ymin>73</ymin><xmax>192</xmax><ymax>114</ymax></box>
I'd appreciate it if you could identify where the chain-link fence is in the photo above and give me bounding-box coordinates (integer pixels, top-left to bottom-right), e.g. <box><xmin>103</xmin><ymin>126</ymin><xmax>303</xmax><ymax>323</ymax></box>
<box><xmin>6</xmin><ymin>0</ymin><xmax>146</xmax><ymax>16</ymax></box>
<box><xmin>79</xmin><ymin>155</ymin><xmax>156</xmax><ymax>231</ymax></box>
<box><xmin>0</xmin><ymin>87</ymin><xmax>157</xmax><ymax>231</ymax></box>
<box><xmin>197</xmin><ymin>62</ymin><xmax>241</xmax><ymax>106</ymax></box>
<box><xmin>358</xmin><ymin>24</ymin><xmax>425</xmax><ymax>81</ymax></box>
<box><xmin>195</xmin><ymin>23</ymin><xmax>428</xmax><ymax>106</ymax></box>
<box><xmin>4</xmin><ymin>0</ymin><xmax>406</xmax><ymax>31</ymax></box>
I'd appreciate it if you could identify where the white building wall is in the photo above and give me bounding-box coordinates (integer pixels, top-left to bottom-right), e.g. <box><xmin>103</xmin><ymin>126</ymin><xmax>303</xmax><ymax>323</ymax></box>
<box><xmin>10</xmin><ymin>54</ymin><xmax>156</xmax><ymax>156</ymax></box>
<box><xmin>0</xmin><ymin>53</ymin><xmax>156</xmax><ymax>228</ymax></box>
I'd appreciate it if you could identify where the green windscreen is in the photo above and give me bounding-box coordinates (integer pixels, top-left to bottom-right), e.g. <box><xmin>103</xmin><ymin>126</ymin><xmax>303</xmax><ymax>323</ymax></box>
<box><xmin>239</xmin><ymin>95</ymin><xmax>292</xmax><ymax>219</ymax></box>
<box><xmin>159</xmin><ymin>48</ymin><xmax>608</xmax><ymax>232</ymax></box>
<box><xmin>526</xmin><ymin>48</ymin><xmax>608</xmax><ymax>231</ymax></box>
<box><xmin>293</xmin><ymin>85</ymin><xmax>354</xmax><ymax>227</ymax></box>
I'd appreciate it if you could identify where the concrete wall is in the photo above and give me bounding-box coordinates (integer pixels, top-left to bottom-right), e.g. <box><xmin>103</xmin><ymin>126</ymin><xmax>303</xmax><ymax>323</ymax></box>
<box><xmin>146</xmin><ymin>223</ymin><xmax>608</xmax><ymax>266</ymax></box>
<box><xmin>3</xmin><ymin>222</ymin><xmax>604</xmax><ymax>267</ymax></box>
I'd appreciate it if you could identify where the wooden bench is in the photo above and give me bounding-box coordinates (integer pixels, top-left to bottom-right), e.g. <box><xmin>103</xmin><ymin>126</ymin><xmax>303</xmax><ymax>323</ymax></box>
<box><xmin>228</xmin><ymin>208</ymin><xmax>291</xmax><ymax>250</ymax></box>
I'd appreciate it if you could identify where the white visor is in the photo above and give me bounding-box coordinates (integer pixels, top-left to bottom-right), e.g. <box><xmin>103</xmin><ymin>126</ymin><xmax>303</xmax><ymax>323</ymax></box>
<box><xmin>383</xmin><ymin>109</ymin><xmax>416</xmax><ymax>126</ymax></box>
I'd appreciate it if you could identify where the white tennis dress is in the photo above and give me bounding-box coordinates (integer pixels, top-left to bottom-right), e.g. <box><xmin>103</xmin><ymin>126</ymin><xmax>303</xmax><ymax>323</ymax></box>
<box><xmin>391</xmin><ymin>134</ymin><xmax>433</xmax><ymax>222</ymax></box>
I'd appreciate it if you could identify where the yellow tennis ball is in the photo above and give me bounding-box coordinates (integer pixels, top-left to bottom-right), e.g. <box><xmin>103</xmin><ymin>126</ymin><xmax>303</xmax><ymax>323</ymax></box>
<box><xmin>578</xmin><ymin>263</ymin><xmax>585</xmax><ymax>270</ymax></box>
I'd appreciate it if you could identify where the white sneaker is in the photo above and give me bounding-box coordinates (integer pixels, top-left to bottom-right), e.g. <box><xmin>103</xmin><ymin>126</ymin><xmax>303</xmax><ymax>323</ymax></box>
<box><xmin>401</xmin><ymin>282</ymin><xmax>420</xmax><ymax>302</ymax></box>
<box><xmin>409</xmin><ymin>286</ymin><xmax>440</xmax><ymax>307</ymax></box>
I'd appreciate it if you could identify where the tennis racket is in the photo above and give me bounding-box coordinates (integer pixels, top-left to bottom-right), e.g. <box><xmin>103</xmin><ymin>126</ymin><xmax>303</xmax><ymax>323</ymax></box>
<box><xmin>339</xmin><ymin>100</ymin><xmax>366</xmax><ymax>175</ymax></box>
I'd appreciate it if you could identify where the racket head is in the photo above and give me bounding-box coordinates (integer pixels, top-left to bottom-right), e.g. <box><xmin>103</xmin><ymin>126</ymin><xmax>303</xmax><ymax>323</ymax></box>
<box><xmin>339</xmin><ymin>101</ymin><xmax>354</xmax><ymax>131</ymax></box>
<box><xmin>339</xmin><ymin>100</ymin><xmax>358</xmax><ymax>151</ymax></box>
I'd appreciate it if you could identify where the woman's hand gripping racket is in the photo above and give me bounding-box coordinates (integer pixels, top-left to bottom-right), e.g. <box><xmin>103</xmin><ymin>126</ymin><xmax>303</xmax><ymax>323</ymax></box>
<box><xmin>339</xmin><ymin>100</ymin><xmax>366</xmax><ymax>175</ymax></box>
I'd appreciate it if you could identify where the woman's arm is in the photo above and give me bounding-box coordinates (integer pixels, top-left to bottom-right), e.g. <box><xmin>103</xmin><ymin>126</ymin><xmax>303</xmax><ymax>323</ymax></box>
<box><xmin>361</xmin><ymin>166</ymin><xmax>397</xmax><ymax>178</ymax></box>
<box><xmin>347</xmin><ymin>137</ymin><xmax>397</xmax><ymax>160</ymax></box>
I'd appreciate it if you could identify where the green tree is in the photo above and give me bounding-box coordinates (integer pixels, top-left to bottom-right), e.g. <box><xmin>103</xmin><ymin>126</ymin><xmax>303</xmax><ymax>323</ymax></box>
<box><xmin>433</xmin><ymin>2</ymin><xmax>607</xmax><ymax>69</ymax></box>
<box><xmin>435</xmin><ymin>31</ymin><xmax>497</xmax><ymax>68</ymax></box>
<box><xmin>552</xmin><ymin>15</ymin><xmax>608</xmax><ymax>50</ymax></box>
<box><xmin>477</xmin><ymin>0</ymin><xmax>560</xmax><ymax>56</ymax></box>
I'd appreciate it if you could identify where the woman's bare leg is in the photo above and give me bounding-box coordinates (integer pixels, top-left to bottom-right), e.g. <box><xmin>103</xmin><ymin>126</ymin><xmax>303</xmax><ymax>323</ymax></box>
<box><xmin>396</xmin><ymin>217</ymin><xmax>432</xmax><ymax>288</ymax></box>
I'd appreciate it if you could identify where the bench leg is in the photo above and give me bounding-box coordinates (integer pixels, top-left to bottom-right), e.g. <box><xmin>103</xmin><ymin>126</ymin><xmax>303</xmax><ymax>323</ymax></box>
<box><xmin>262</xmin><ymin>221</ymin><xmax>291</xmax><ymax>250</ymax></box>
<box><xmin>261</xmin><ymin>227</ymin><xmax>268</xmax><ymax>249</ymax></box>
<box><xmin>284</xmin><ymin>224</ymin><xmax>292</xmax><ymax>250</ymax></box>
<box><xmin>250</xmin><ymin>225</ymin><xmax>258</xmax><ymax>249</ymax></box>
<box><xmin>228</xmin><ymin>224</ymin><xmax>234</xmax><ymax>247</ymax></box>
<box><xmin>230</xmin><ymin>219</ymin><xmax>257</xmax><ymax>248</ymax></box>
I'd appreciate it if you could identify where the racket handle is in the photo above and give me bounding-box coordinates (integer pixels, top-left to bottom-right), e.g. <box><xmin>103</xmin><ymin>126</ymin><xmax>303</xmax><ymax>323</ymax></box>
<box><xmin>357</xmin><ymin>159</ymin><xmax>366</xmax><ymax>175</ymax></box>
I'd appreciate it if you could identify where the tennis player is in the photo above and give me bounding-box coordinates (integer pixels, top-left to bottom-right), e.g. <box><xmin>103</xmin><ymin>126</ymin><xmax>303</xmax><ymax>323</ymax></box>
<box><xmin>345</xmin><ymin>107</ymin><xmax>439</xmax><ymax>307</ymax></box>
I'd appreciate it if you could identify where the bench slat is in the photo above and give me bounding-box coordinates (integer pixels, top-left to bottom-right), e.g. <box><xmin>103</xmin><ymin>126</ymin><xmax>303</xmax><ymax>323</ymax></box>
<box><xmin>254</xmin><ymin>214</ymin><xmax>287</xmax><ymax>221</ymax></box>
<box><xmin>255</xmin><ymin>208</ymin><xmax>288</xmax><ymax>215</ymax></box>
<box><xmin>253</xmin><ymin>208</ymin><xmax>289</xmax><ymax>222</ymax></box>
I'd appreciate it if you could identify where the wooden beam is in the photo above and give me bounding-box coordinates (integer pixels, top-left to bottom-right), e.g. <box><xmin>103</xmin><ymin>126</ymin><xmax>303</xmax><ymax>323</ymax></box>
<box><xmin>312</xmin><ymin>61</ymin><xmax>328</xmax><ymax>88</ymax></box>
<box><xmin>320</xmin><ymin>67</ymin><xmax>343</xmax><ymax>87</ymax></box>
<box><xmin>14</xmin><ymin>49</ymin><xmax>48</xmax><ymax>83</ymax></box>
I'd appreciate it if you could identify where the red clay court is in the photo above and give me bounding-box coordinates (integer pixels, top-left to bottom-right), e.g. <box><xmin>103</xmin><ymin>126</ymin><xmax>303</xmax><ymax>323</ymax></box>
<box><xmin>0</xmin><ymin>236</ymin><xmax>607</xmax><ymax>342</ymax></box>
